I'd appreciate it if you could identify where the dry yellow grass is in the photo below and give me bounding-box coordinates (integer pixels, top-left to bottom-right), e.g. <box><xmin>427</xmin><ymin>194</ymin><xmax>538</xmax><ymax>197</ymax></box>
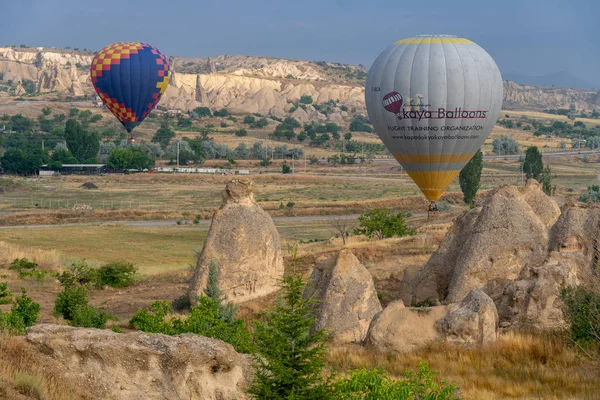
<box><xmin>0</xmin><ymin>333</ymin><xmax>83</xmax><ymax>400</ymax></box>
<box><xmin>507</xmin><ymin>110</ymin><xmax>600</xmax><ymax>127</ymax></box>
<box><xmin>0</xmin><ymin>241</ymin><xmax>61</xmax><ymax>267</ymax></box>
<box><xmin>328</xmin><ymin>331</ymin><xmax>600</xmax><ymax>400</ymax></box>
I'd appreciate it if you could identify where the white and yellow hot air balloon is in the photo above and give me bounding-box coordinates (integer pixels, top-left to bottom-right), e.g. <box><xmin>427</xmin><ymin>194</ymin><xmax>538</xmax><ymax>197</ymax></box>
<box><xmin>365</xmin><ymin>34</ymin><xmax>503</xmax><ymax>206</ymax></box>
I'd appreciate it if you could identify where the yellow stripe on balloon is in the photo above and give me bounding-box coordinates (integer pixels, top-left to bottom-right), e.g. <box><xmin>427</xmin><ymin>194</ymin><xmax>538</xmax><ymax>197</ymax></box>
<box><xmin>393</xmin><ymin>153</ymin><xmax>475</xmax><ymax>164</ymax></box>
<box><xmin>394</xmin><ymin>38</ymin><xmax>473</xmax><ymax>45</ymax></box>
<box><xmin>405</xmin><ymin>170</ymin><xmax>461</xmax><ymax>201</ymax></box>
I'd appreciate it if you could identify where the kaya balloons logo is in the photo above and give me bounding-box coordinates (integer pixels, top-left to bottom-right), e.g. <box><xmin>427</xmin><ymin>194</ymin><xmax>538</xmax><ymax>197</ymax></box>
<box><xmin>383</xmin><ymin>91</ymin><xmax>488</xmax><ymax>121</ymax></box>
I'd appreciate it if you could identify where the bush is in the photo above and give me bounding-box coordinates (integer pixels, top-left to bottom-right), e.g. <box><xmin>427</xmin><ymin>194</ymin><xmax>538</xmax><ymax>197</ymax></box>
<box><xmin>332</xmin><ymin>363</ymin><xmax>459</xmax><ymax>400</ymax></box>
<box><xmin>1</xmin><ymin>288</ymin><xmax>40</xmax><ymax>334</ymax></box>
<box><xmin>300</xmin><ymin>95</ymin><xmax>313</xmax><ymax>104</ymax></box>
<box><xmin>259</xmin><ymin>158</ymin><xmax>272</xmax><ymax>167</ymax></box>
<box><xmin>97</xmin><ymin>261</ymin><xmax>137</xmax><ymax>288</ymax></box>
<box><xmin>71</xmin><ymin>303</ymin><xmax>114</xmax><ymax>329</ymax></box>
<box><xmin>130</xmin><ymin>261</ymin><xmax>252</xmax><ymax>353</ymax></box>
<box><xmin>579</xmin><ymin>185</ymin><xmax>600</xmax><ymax>203</ymax></box>
<box><xmin>235</xmin><ymin>128</ymin><xmax>248</xmax><ymax>137</ymax></box>
<box><xmin>54</xmin><ymin>284</ymin><xmax>88</xmax><ymax>321</ymax></box>
<box><xmin>282</xmin><ymin>163</ymin><xmax>292</xmax><ymax>174</ymax></box>
<box><xmin>0</xmin><ymin>282</ymin><xmax>13</xmax><ymax>305</ymax></box>
<box><xmin>57</xmin><ymin>261</ymin><xmax>98</xmax><ymax>287</ymax></box>
<box><xmin>436</xmin><ymin>201</ymin><xmax>451</xmax><ymax>212</ymax></box>
<box><xmin>8</xmin><ymin>258</ymin><xmax>48</xmax><ymax>280</ymax></box>
<box><xmin>561</xmin><ymin>285</ymin><xmax>600</xmax><ymax>348</ymax></box>
<box><xmin>354</xmin><ymin>209</ymin><xmax>415</xmax><ymax>240</ymax></box>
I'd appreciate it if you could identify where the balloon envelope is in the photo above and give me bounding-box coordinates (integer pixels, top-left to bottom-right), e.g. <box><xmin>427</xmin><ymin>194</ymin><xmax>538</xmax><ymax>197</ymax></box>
<box><xmin>365</xmin><ymin>34</ymin><xmax>503</xmax><ymax>201</ymax></box>
<box><xmin>91</xmin><ymin>42</ymin><xmax>170</xmax><ymax>133</ymax></box>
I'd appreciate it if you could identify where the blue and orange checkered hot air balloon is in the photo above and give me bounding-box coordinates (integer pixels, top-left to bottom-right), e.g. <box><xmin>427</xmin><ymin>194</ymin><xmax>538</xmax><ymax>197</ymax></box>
<box><xmin>90</xmin><ymin>42</ymin><xmax>170</xmax><ymax>136</ymax></box>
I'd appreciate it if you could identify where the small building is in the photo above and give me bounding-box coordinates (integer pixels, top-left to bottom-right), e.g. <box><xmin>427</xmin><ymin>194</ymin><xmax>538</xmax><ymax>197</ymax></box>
<box><xmin>40</xmin><ymin>164</ymin><xmax>108</xmax><ymax>176</ymax></box>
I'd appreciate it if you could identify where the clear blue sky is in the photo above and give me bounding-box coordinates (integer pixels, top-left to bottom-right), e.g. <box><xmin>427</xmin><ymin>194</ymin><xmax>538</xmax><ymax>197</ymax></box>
<box><xmin>2</xmin><ymin>0</ymin><xmax>599</xmax><ymax>86</ymax></box>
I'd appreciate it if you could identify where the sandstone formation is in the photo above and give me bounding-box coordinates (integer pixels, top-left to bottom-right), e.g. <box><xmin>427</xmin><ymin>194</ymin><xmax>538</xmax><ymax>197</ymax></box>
<box><xmin>409</xmin><ymin>180</ymin><xmax>599</xmax><ymax>330</ymax></box>
<box><xmin>439</xmin><ymin>290</ymin><xmax>499</xmax><ymax>346</ymax></box>
<box><xmin>364</xmin><ymin>301</ymin><xmax>448</xmax><ymax>354</ymax></box>
<box><xmin>22</xmin><ymin>324</ymin><xmax>252</xmax><ymax>400</ymax></box>
<box><xmin>304</xmin><ymin>249</ymin><xmax>382</xmax><ymax>344</ymax></box>
<box><xmin>3</xmin><ymin>47</ymin><xmax>599</xmax><ymax>115</ymax></box>
<box><xmin>188</xmin><ymin>179</ymin><xmax>284</xmax><ymax>305</ymax></box>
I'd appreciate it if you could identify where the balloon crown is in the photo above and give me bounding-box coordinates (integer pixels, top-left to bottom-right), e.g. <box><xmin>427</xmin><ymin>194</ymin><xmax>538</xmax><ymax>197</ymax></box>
<box><xmin>414</xmin><ymin>34</ymin><xmax>458</xmax><ymax>38</ymax></box>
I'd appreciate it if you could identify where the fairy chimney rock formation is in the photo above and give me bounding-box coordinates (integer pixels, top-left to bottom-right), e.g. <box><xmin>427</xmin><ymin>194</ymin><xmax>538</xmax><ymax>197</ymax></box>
<box><xmin>188</xmin><ymin>179</ymin><xmax>284</xmax><ymax>304</ymax></box>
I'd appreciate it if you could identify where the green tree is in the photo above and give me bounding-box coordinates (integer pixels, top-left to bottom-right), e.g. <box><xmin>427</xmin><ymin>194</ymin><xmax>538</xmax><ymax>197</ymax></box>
<box><xmin>300</xmin><ymin>95</ymin><xmax>313</xmax><ymax>104</ymax></box>
<box><xmin>64</xmin><ymin>119</ymin><xmax>100</xmax><ymax>162</ymax></box>
<box><xmin>177</xmin><ymin>116</ymin><xmax>192</xmax><ymax>128</ymax></box>
<box><xmin>10</xmin><ymin>114</ymin><xmax>34</xmax><ymax>133</ymax></box>
<box><xmin>108</xmin><ymin>147</ymin><xmax>154</xmax><ymax>171</ymax></box>
<box><xmin>459</xmin><ymin>150</ymin><xmax>483</xmax><ymax>204</ymax></box>
<box><xmin>51</xmin><ymin>149</ymin><xmax>78</xmax><ymax>164</ymax></box>
<box><xmin>204</xmin><ymin>261</ymin><xmax>238</xmax><ymax>323</ymax></box>
<box><xmin>235</xmin><ymin>128</ymin><xmax>248</xmax><ymax>137</ymax></box>
<box><xmin>539</xmin><ymin>165</ymin><xmax>554</xmax><ymax>196</ymax></box>
<box><xmin>522</xmin><ymin>146</ymin><xmax>544</xmax><ymax>180</ymax></box>
<box><xmin>344</xmin><ymin>132</ymin><xmax>352</xmax><ymax>142</ymax></box>
<box><xmin>282</xmin><ymin>162</ymin><xmax>292</xmax><ymax>174</ymax></box>
<box><xmin>492</xmin><ymin>135</ymin><xmax>519</xmax><ymax>155</ymax></box>
<box><xmin>151</xmin><ymin>122</ymin><xmax>176</xmax><ymax>148</ymax></box>
<box><xmin>354</xmin><ymin>209</ymin><xmax>415</xmax><ymax>240</ymax></box>
<box><xmin>249</xmin><ymin>274</ymin><xmax>331</xmax><ymax>399</ymax></box>
<box><xmin>192</xmin><ymin>107</ymin><xmax>212</xmax><ymax>117</ymax></box>
<box><xmin>41</xmin><ymin>107</ymin><xmax>52</xmax><ymax>116</ymax></box>
<box><xmin>0</xmin><ymin>147</ymin><xmax>46</xmax><ymax>175</ymax></box>
<box><xmin>213</xmin><ymin>108</ymin><xmax>229</xmax><ymax>117</ymax></box>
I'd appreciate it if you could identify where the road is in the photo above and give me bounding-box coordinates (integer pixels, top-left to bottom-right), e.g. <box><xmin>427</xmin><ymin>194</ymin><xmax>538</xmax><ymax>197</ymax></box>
<box><xmin>0</xmin><ymin>212</ymin><xmax>429</xmax><ymax>230</ymax></box>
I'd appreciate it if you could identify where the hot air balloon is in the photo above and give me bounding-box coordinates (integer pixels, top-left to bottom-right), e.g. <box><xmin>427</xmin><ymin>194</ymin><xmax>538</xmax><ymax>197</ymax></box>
<box><xmin>90</xmin><ymin>42</ymin><xmax>170</xmax><ymax>144</ymax></box>
<box><xmin>365</xmin><ymin>34</ymin><xmax>503</xmax><ymax>209</ymax></box>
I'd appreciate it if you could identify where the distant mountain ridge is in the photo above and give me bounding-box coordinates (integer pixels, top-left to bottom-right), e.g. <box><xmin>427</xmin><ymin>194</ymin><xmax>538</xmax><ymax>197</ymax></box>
<box><xmin>1</xmin><ymin>46</ymin><xmax>600</xmax><ymax>117</ymax></box>
<box><xmin>503</xmin><ymin>71</ymin><xmax>597</xmax><ymax>90</ymax></box>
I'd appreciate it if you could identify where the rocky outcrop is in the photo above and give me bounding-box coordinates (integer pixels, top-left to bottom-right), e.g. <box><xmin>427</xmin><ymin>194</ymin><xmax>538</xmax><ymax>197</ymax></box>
<box><xmin>409</xmin><ymin>181</ymin><xmax>599</xmax><ymax>330</ymax></box>
<box><xmin>304</xmin><ymin>249</ymin><xmax>382</xmax><ymax>344</ymax></box>
<box><xmin>446</xmin><ymin>185</ymin><xmax>551</xmax><ymax>303</ymax></box>
<box><xmin>22</xmin><ymin>324</ymin><xmax>253</xmax><ymax>400</ymax></box>
<box><xmin>364</xmin><ymin>301</ymin><xmax>448</xmax><ymax>354</ymax></box>
<box><xmin>439</xmin><ymin>290</ymin><xmax>499</xmax><ymax>346</ymax></box>
<box><xmin>503</xmin><ymin>80</ymin><xmax>600</xmax><ymax>111</ymax></box>
<box><xmin>188</xmin><ymin>179</ymin><xmax>284</xmax><ymax>305</ymax></box>
<box><xmin>411</xmin><ymin>207</ymin><xmax>481</xmax><ymax>305</ymax></box>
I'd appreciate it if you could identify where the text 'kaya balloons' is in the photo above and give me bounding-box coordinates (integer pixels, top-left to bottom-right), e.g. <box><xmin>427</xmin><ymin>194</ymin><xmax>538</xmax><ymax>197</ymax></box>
<box><xmin>366</xmin><ymin>34</ymin><xmax>503</xmax><ymax>202</ymax></box>
<box><xmin>91</xmin><ymin>42</ymin><xmax>170</xmax><ymax>133</ymax></box>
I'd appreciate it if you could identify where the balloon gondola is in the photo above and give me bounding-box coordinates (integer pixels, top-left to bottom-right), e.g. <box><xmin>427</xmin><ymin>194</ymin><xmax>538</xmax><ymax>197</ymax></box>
<box><xmin>90</xmin><ymin>42</ymin><xmax>170</xmax><ymax>143</ymax></box>
<box><xmin>365</xmin><ymin>34</ymin><xmax>503</xmax><ymax>207</ymax></box>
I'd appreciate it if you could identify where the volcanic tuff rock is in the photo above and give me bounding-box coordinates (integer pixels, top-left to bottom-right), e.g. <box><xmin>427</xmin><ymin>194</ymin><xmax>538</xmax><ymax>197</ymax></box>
<box><xmin>364</xmin><ymin>301</ymin><xmax>448</xmax><ymax>354</ymax></box>
<box><xmin>439</xmin><ymin>289</ymin><xmax>499</xmax><ymax>346</ymax></box>
<box><xmin>188</xmin><ymin>179</ymin><xmax>284</xmax><ymax>305</ymax></box>
<box><xmin>22</xmin><ymin>324</ymin><xmax>253</xmax><ymax>400</ymax></box>
<box><xmin>304</xmin><ymin>249</ymin><xmax>382</xmax><ymax>344</ymax></box>
<box><xmin>3</xmin><ymin>47</ymin><xmax>600</xmax><ymax>113</ymax></box>
<box><xmin>409</xmin><ymin>181</ymin><xmax>600</xmax><ymax>330</ymax></box>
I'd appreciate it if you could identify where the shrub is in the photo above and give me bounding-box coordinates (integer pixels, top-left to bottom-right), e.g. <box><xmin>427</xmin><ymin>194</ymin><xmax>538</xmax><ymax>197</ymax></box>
<box><xmin>435</xmin><ymin>201</ymin><xmax>451</xmax><ymax>212</ymax></box>
<box><xmin>282</xmin><ymin>163</ymin><xmax>292</xmax><ymax>174</ymax></box>
<box><xmin>259</xmin><ymin>158</ymin><xmax>272</xmax><ymax>167</ymax></box>
<box><xmin>235</xmin><ymin>128</ymin><xmax>247</xmax><ymax>137</ymax></box>
<box><xmin>561</xmin><ymin>285</ymin><xmax>600</xmax><ymax>348</ymax></box>
<box><xmin>97</xmin><ymin>261</ymin><xmax>137</xmax><ymax>288</ymax></box>
<box><xmin>130</xmin><ymin>262</ymin><xmax>252</xmax><ymax>353</ymax></box>
<box><xmin>286</xmin><ymin>201</ymin><xmax>295</xmax><ymax>208</ymax></box>
<box><xmin>57</xmin><ymin>261</ymin><xmax>98</xmax><ymax>287</ymax></box>
<box><xmin>579</xmin><ymin>185</ymin><xmax>600</xmax><ymax>203</ymax></box>
<box><xmin>354</xmin><ymin>209</ymin><xmax>415</xmax><ymax>240</ymax></box>
<box><xmin>0</xmin><ymin>282</ymin><xmax>13</xmax><ymax>305</ymax></box>
<box><xmin>54</xmin><ymin>284</ymin><xmax>88</xmax><ymax>321</ymax></box>
<box><xmin>332</xmin><ymin>363</ymin><xmax>459</xmax><ymax>400</ymax></box>
<box><xmin>1</xmin><ymin>288</ymin><xmax>40</xmax><ymax>334</ymax></box>
<box><xmin>300</xmin><ymin>95</ymin><xmax>313</xmax><ymax>104</ymax></box>
<box><xmin>8</xmin><ymin>258</ymin><xmax>47</xmax><ymax>280</ymax></box>
<box><xmin>71</xmin><ymin>304</ymin><xmax>114</xmax><ymax>329</ymax></box>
